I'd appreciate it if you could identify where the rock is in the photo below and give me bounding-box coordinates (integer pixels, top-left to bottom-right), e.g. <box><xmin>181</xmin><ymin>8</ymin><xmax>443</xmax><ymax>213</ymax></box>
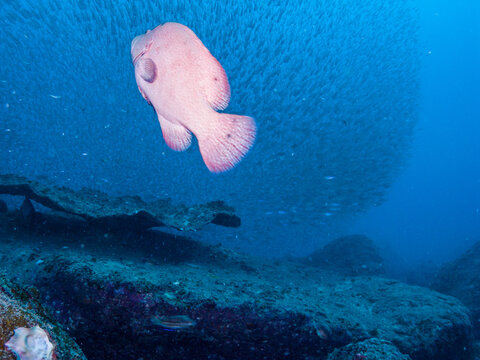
<box><xmin>432</xmin><ymin>241</ymin><xmax>480</xmax><ymax>338</ymax></box>
<box><xmin>0</xmin><ymin>225</ymin><xmax>474</xmax><ymax>360</ymax></box>
<box><xmin>0</xmin><ymin>174</ymin><xmax>240</xmax><ymax>231</ymax></box>
<box><xmin>0</xmin><ymin>199</ymin><xmax>7</xmax><ymax>213</ymax></box>
<box><xmin>326</xmin><ymin>338</ymin><xmax>411</xmax><ymax>360</ymax></box>
<box><xmin>0</xmin><ymin>273</ymin><xmax>87</xmax><ymax>360</ymax></box>
<box><xmin>474</xmin><ymin>340</ymin><xmax>480</xmax><ymax>360</ymax></box>
<box><xmin>300</xmin><ymin>234</ymin><xmax>385</xmax><ymax>276</ymax></box>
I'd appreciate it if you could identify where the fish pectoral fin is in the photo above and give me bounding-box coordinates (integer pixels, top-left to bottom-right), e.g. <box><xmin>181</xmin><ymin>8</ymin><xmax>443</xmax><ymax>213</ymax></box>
<box><xmin>158</xmin><ymin>114</ymin><xmax>192</xmax><ymax>152</ymax></box>
<box><xmin>201</xmin><ymin>56</ymin><xmax>231</xmax><ymax>111</ymax></box>
<box><xmin>136</xmin><ymin>57</ymin><xmax>157</xmax><ymax>83</ymax></box>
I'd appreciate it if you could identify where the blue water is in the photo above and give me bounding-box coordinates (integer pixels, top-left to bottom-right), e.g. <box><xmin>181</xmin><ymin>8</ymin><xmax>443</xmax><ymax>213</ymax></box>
<box><xmin>0</xmin><ymin>0</ymin><xmax>478</xmax><ymax>266</ymax></box>
<box><xmin>351</xmin><ymin>0</ymin><xmax>480</xmax><ymax>266</ymax></box>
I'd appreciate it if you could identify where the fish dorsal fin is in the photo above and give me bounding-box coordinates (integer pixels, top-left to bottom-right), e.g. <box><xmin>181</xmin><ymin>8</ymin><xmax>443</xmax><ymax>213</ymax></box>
<box><xmin>168</xmin><ymin>23</ymin><xmax>231</xmax><ymax>110</ymax></box>
<box><xmin>136</xmin><ymin>57</ymin><xmax>157</xmax><ymax>83</ymax></box>
<box><xmin>200</xmin><ymin>54</ymin><xmax>231</xmax><ymax>111</ymax></box>
<box><xmin>157</xmin><ymin>113</ymin><xmax>192</xmax><ymax>152</ymax></box>
<box><xmin>184</xmin><ymin>33</ymin><xmax>230</xmax><ymax>110</ymax></box>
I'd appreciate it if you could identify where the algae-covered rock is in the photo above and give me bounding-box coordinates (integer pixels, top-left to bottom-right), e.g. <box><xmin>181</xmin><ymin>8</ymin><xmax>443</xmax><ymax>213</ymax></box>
<box><xmin>432</xmin><ymin>241</ymin><xmax>480</xmax><ymax>338</ymax></box>
<box><xmin>0</xmin><ymin>274</ymin><xmax>87</xmax><ymax>360</ymax></box>
<box><xmin>0</xmin><ymin>224</ymin><xmax>474</xmax><ymax>360</ymax></box>
<box><xmin>327</xmin><ymin>338</ymin><xmax>411</xmax><ymax>360</ymax></box>
<box><xmin>300</xmin><ymin>234</ymin><xmax>385</xmax><ymax>276</ymax></box>
<box><xmin>474</xmin><ymin>340</ymin><xmax>480</xmax><ymax>359</ymax></box>
<box><xmin>0</xmin><ymin>174</ymin><xmax>240</xmax><ymax>231</ymax></box>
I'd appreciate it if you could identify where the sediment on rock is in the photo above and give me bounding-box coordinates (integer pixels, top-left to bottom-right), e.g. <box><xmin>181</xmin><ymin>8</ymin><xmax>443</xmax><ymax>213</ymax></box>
<box><xmin>0</xmin><ymin>174</ymin><xmax>240</xmax><ymax>231</ymax></box>
<box><xmin>0</xmin><ymin>221</ymin><xmax>474</xmax><ymax>360</ymax></box>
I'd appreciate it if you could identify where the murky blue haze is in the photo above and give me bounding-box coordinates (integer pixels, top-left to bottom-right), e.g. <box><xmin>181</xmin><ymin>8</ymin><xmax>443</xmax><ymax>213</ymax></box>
<box><xmin>0</xmin><ymin>0</ymin><xmax>478</xmax><ymax>268</ymax></box>
<box><xmin>350</xmin><ymin>0</ymin><xmax>480</xmax><ymax>267</ymax></box>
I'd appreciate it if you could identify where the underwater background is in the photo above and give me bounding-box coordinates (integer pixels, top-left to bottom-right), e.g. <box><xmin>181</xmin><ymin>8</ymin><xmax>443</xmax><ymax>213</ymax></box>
<box><xmin>351</xmin><ymin>0</ymin><xmax>480</xmax><ymax>266</ymax></box>
<box><xmin>1</xmin><ymin>0</ymin><xmax>477</xmax><ymax>265</ymax></box>
<box><xmin>0</xmin><ymin>0</ymin><xmax>479</xmax><ymax>358</ymax></box>
<box><xmin>1</xmin><ymin>0</ymin><xmax>421</xmax><ymax>259</ymax></box>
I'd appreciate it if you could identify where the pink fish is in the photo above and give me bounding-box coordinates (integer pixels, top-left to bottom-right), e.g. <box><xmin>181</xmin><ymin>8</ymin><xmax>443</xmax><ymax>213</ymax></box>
<box><xmin>131</xmin><ymin>22</ymin><xmax>256</xmax><ymax>173</ymax></box>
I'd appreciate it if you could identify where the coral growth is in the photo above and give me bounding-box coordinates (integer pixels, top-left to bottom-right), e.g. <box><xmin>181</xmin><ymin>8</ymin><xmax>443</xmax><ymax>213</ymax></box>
<box><xmin>0</xmin><ymin>274</ymin><xmax>87</xmax><ymax>360</ymax></box>
<box><xmin>5</xmin><ymin>326</ymin><xmax>54</xmax><ymax>360</ymax></box>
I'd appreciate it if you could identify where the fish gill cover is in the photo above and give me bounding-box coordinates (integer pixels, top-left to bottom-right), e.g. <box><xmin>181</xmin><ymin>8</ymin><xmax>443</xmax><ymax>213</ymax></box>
<box><xmin>0</xmin><ymin>0</ymin><xmax>419</xmax><ymax>255</ymax></box>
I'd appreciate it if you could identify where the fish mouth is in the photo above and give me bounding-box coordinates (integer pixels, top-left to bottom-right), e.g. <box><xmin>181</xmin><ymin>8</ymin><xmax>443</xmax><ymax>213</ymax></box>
<box><xmin>132</xmin><ymin>51</ymin><xmax>145</xmax><ymax>66</ymax></box>
<box><xmin>131</xmin><ymin>35</ymin><xmax>145</xmax><ymax>65</ymax></box>
<box><xmin>132</xmin><ymin>37</ymin><xmax>153</xmax><ymax>66</ymax></box>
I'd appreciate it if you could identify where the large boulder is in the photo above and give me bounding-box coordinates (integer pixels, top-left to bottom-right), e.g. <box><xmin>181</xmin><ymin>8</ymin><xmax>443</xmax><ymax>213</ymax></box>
<box><xmin>0</xmin><ymin>220</ymin><xmax>474</xmax><ymax>360</ymax></box>
<box><xmin>0</xmin><ymin>274</ymin><xmax>87</xmax><ymax>360</ymax></box>
<box><xmin>432</xmin><ymin>241</ymin><xmax>480</xmax><ymax>338</ymax></box>
<box><xmin>300</xmin><ymin>234</ymin><xmax>385</xmax><ymax>276</ymax></box>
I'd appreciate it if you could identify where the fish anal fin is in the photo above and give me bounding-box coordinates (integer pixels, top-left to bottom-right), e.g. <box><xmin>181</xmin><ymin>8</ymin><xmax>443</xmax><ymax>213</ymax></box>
<box><xmin>158</xmin><ymin>114</ymin><xmax>192</xmax><ymax>152</ymax></box>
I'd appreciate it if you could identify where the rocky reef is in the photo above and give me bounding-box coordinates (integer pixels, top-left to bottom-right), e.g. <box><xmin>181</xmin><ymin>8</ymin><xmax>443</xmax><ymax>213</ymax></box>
<box><xmin>0</xmin><ymin>211</ymin><xmax>474</xmax><ymax>360</ymax></box>
<box><xmin>432</xmin><ymin>241</ymin><xmax>480</xmax><ymax>339</ymax></box>
<box><xmin>326</xmin><ymin>338</ymin><xmax>412</xmax><ymax>360</ymax></box>
<box><xmin>0</xmin><ymin>273</ymin><xmax>87</xmax><ymax>360</ymax></box>
<box><xmin>0</xmin><ymin>174</ymin><xmax>240</xmax><ymax>232</ymax></box>
<box><xmin>0</xmin><ymin>177</ymin><xmax>475</xmax><ymax>359</ymax></box>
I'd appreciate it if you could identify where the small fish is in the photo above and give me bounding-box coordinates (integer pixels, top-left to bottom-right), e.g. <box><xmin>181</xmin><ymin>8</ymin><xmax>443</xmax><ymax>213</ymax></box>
<box><xmin>49</xmin><ymin>94</ymin><xmax>61</xmax><ymax>99</ymax></box>
<box><xmin>151</xmin><ymin>314</ymin><xmax>196</xmax><ymax>330</ymax></box>
<box><xmin>131</xmin><ymin>22</ymin><xmax>256</xmax><ymax>172</ymax></box>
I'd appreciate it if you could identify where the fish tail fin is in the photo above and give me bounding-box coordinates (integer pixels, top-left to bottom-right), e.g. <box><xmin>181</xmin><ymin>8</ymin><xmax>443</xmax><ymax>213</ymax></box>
<box><xmin>198</xmin><ymin>113</ymin><xmax>256</xmax><ymax>173</ymax></box>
